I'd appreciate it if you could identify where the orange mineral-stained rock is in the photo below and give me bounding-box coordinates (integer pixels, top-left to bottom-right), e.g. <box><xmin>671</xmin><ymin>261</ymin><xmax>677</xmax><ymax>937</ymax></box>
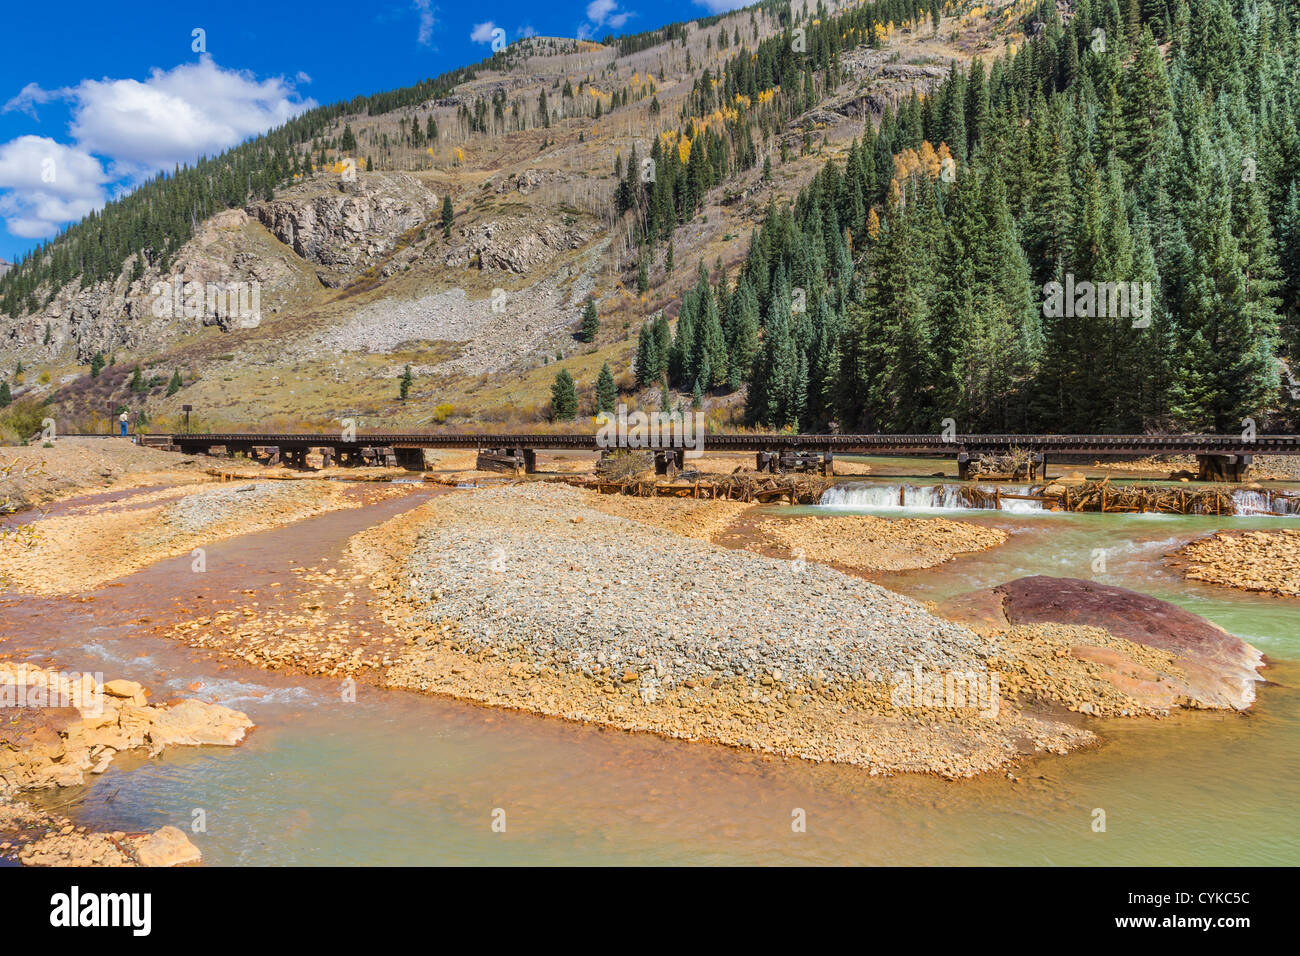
<box><xmin>132</xmin><ymin>826</ymin><xmax>203</xmax><ymax>867</ymax></box>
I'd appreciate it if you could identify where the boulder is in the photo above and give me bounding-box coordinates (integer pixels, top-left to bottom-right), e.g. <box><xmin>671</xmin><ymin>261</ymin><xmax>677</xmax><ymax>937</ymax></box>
<box><xmin>943</xmin><ymin>576</ymin><xmax>1265</xmax><ymax>710</ymax></box>
<box><xmin>103</xmin><ymin>679</ymin><xmax>147</xmax><ymax>705</ymax></box>
<box><xmin>132</xmin><ymin>826</ymin><xmax>202</xmax><ymax>867</ymax></box>
<box><xmin>147</xmin><ymin>699</ymin><xmax>255</xmax><ymax>748</ymax></box>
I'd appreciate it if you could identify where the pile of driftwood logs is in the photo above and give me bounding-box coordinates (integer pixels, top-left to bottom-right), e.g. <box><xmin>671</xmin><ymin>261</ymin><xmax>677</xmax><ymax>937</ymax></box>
<box><xmin>971</xmin><ymin>448</ymin><xmax>1034</xmax><ymax>479</ymax></box>
<box><xmin>1043</xmin><ymin>479</ymin><xmax>1240</xmax><ymax>514</ymax></box>
<box><xmin>588</xmin><ymin>472</ymin><xmax>833</xmax><ymax>504</ymax></box>
<box><xmin>1008</xmin><ymin>479</ymin><xmax>1293</xmax><ymax>515</ymax></box>
<box><xmin>853</xmin><ymin>479</ymin><xmax>1294</xmax><ymax>515</ymax></box>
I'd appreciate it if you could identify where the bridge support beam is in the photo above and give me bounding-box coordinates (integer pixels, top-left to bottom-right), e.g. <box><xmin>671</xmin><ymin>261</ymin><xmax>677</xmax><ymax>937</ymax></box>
<box><xmin>654</xmin><ymin>448</ymin><xmax>686</xmax><ymax>476</ymax></box>
<box><xmin>476</xmin><ymin>447</ymin><xmax>535</xmax><ymax>475</ymax></box>
<box><xmin>756</xmin><ymin>449</ymin><xmax>832</xmax><ymax>475</ymax></box>
<box><xmin>778</xmin><ymin>450</ymin><xmax>824</xmax><ymax>474</ymax></box>
<box><xmin>251</xmin><ymin>445</ymin><xmax>280</xmax><ymax>466</ymax></box>
<box><xmin>394</xmin><ymin>448</ymin><xmax>425</xmax><ymax>471</ymax></box>
<box><xmin>1197</xmin><ymin>454</ymin><xmax>1251</xmax><ymax>482</ymax></box>
<box><xmin>296</xmin><ymin>446</ymin><xmax>335</xmax><ymax>470</ymax></box>
<box><xmin>477</xmin><ymin>448</ymin><xmax>523</xmax><ymax>475</ymax></box>
<box><xmin>956</xmin><ymin>450</ymin><xmax>971</xmax><ymax>480</ymax></box>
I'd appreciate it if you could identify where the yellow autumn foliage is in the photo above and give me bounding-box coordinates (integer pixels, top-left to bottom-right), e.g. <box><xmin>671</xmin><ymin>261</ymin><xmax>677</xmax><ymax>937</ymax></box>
<box><xmin>892</xmin><ymin>141</ymin><xmax>951</xmax><ymax>186</ymax></box>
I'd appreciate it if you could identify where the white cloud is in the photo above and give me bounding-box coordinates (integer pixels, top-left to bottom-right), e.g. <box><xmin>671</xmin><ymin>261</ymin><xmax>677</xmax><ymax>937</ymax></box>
<box><xmin>470</xmin><ymin>21</ymin><xmax>498</xmax><ymax>44</ymax></box>
<box><xmin>692</xmin><ymin>0</ymin><xmax>749</xmax><ymax>12</ymax></box>
<box><xmin>518</xmin><ymin>25</ymin><xmax>538</xmax><ymax>38</ymax></box>
<box><xmin>67</xmin><ymin>56</ymin><xmax>313</xmax><ymax>177</ymax></box>
<box><xmin>586</xmin><ymin>0</ymin><xmax>617</xmax><ymax>23</ymax></box>
<box><xmin>580</xmin><ymin>0</ymin><xmax>635</xmax><ymax>38</ymax></box>
<box><xmin>2</xmin><ymin>82</ymin><xmax>64</xmax><ymax>120</ymax></box>
<box><xmin>414</xmin><ymin>0</ymin><xmax>436</xmax><ymax>46</ymax></box>
<box><xmin>0</xmin><ymin>58</ymin><xmax>314</xmax><ymax>239</ymax></box>
<box><xmin>0</xmin><ymin>136</ymin><xmax>109</xmax><ymax>238</ymax></box>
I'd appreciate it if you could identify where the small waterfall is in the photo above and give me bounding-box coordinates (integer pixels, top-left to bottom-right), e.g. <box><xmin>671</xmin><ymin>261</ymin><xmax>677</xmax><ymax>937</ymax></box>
<box><xmin>1232</xmin><ymin>490</ymin><xmax>1298</xmax><ymax>516</ymax></box>
<box><xmin>818</xmin><ymin>483</ymin><xmax>1299</xmax><ymax>516</ymax></box>
<box><xmin>819</xmin><ymin>483</ymin><xmax>1043</xmax><ymax>513</ymax></box>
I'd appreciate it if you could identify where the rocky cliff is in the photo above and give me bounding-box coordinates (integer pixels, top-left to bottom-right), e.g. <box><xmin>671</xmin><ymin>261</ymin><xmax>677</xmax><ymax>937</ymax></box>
<box><xmin>0</xmin><ymin>173</ymin><xmax>441</xmax><ymax>367</ymax></box>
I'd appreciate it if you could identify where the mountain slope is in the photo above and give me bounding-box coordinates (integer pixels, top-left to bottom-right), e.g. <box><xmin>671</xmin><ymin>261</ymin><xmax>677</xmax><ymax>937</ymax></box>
<box><xmin>3</xmin><ymin>0</ymin><xmax>1295</xmax><ymax>437</ymax></box>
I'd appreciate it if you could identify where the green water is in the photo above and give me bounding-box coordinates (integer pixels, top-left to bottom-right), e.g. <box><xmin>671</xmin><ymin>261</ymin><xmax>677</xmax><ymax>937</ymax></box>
<box><xmin>27</xmin><ymin>497</ymin><xmax>1300</xmax><ymax>865</ymax></box>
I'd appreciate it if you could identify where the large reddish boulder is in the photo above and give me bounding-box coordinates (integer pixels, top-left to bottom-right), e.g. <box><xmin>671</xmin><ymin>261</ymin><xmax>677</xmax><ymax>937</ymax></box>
<box><xmin>944</xmin><ymin>576</ymin><xmax>1265</xmax><ymax>710</ymax></box>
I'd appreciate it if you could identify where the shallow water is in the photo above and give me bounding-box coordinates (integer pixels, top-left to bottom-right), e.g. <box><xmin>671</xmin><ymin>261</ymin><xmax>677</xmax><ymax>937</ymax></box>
<box><xmin>6</xmin><ymin>483</ymin><xmax>1299</xmax><ymax>865</ymax></box>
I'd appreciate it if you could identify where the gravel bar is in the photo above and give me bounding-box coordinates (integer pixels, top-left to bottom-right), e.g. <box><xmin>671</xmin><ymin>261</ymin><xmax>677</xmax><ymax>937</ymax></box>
<box><xmin>404</xmin><ymin>484</ymin><xmax>996</xmax><ymax>697</ymax></box>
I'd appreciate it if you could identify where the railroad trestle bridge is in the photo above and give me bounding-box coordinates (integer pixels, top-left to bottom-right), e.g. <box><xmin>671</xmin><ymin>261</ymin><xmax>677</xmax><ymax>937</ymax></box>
<box><xmin>139</xmin><ymin>432</ymin><xmax>1300</xmax><ymax>481</ymax></box>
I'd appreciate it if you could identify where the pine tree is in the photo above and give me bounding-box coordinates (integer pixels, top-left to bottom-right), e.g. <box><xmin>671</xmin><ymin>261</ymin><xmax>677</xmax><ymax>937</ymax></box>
<box><xmin>1277</xmin><ymin>182</ymin><xmax>1300</xmax><ymax>355</ymax></box>
<box><xmin>1120</xmin><ymin>27</ymin><xmax>1174</xmax><ymax>175</ymax></box>
<box><xmin>669</xmin><ymin>301</ymin><xmax>695</xmax><ymax>387</ymax></box>
<box><xmin>90</xmin><ymin>353</ymin><xmax>105</xmax><ymax>378</ymax></box>
<box><xmin>652</xmin><ymin>314</ymin><xmax>672</xmax><ymax>381</ymax></box>
<box><xmin>1171</xmin><ymin>156</ymin><xmax>1279</xmax><ymax>429</ymax></box>
<box><xmin>579</xmin><ymin>297</ymin><xmax>599</xmax><ymax>343</ymax></box>
<box><xmin>696</xmin><ymin>288</ymin><xmax>728</xmax><ymax>388</ymax></box>
<box><xmin>166</xmin><ymin>369</ymin><xmax>183</xmax><ymax>396</ymax></box>
<box><xmin>595</xmin><ymin>362</ymin><xmax>617</xmax><ymax>413</ymax></box>
<box><xmin>399</xmin><ymin>365</ymin><xmax>413</xmax><ymax>400</ymax></box>
<box><xmin>841</xmin><ymin>193</ymin><xmax>934</xmax><ymax>431</ymax></box>
<box><xmin>635</xmin><ymin>323</ymin><xmax>659</xmax><ymax>388</ymax></box>
<box><xmin>0</xmin><ymin>381</ymin><xmax>10</xmax><ymax>407</ymax></box>
<box><xmin>441</xmin><ymin>195</ymin><xmax>454</xmax><ymax>238</ymax></box>
<box><xmin>551</xmin><ymin>369</ymin><xmax>577</xmax><ymax>420</ymax></box>
<box><xmin>725</xmin><ymin>277</ymin><xmax>760</xmax><ymax>389</ymax></box>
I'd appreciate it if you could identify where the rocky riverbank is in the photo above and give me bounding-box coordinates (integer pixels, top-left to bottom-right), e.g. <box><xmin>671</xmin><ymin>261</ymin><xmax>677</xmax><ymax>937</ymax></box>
<box><xmin>0</xmin><ymin>662</ymin><xmax>253</xmax><ymax>866</ymax></box>
<box><xmin>0</xmin><ymin>437</ymin><xmax>205</xmax><ymax>513</ymax></box>
<box><xmin>1169</xmin><ymin>529</ymin><xmax>1300</xmax><ymax>598</ymax></box>
<box><xmin>0</xmin><ymin>478</ymin><xmax>414</xmax><ymax>594</ymax></box>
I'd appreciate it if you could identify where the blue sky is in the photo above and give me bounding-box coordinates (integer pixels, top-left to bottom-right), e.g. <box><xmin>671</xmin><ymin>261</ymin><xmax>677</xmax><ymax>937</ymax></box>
<box><xmin>0</xmin><ymin>0</ymin><xmax>746</xmax><ymax>264</ymax></box>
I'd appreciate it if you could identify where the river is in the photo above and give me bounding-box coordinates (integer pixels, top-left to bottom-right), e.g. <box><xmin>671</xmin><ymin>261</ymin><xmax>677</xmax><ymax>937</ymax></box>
<box><xmin>4</xmin><ymin>471</ymin><xmax>1297</xmax><ymax>865</ymax></box>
